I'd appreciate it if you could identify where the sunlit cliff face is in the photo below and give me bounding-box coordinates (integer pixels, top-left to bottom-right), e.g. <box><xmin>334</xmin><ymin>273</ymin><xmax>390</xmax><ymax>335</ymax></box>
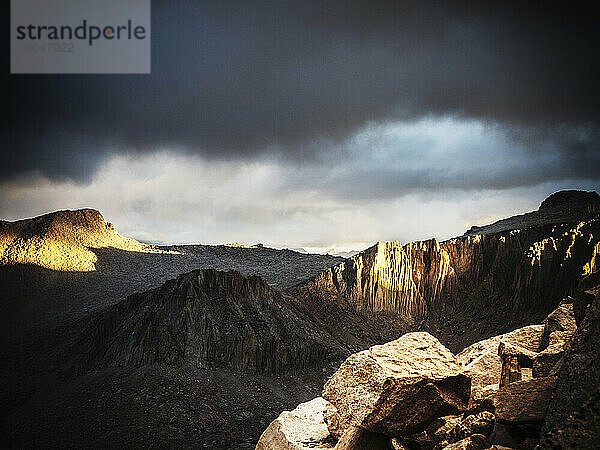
<box><xmin>309</xmin><ymin>220</ymin><xmax>600</xmax><ymax>322</ymax></box>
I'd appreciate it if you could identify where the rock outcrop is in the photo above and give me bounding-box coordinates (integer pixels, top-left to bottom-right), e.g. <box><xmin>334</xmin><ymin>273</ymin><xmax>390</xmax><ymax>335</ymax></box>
<box><xmin>260</xmin><ymin>284</ymin><xmax>596</xmax><ymax>449</ymax></box>
<box><xmin>456</xmin><ymin>324</ymin><xmax>544</xmax><ymax>404</ymax></box>
<box><xmin>83</xmin><ymin>269</ymin><xmax>346</xmax><ymax>375</ymax></box>
<box><xmin>300</xmin><ymin>210</ymin><xmax>599</xmax><ymax>350</ymax></box>
<box><xmin>493</xmin><ymin>376</ymin><xmax>557</xmax><ymax>424</ymax></box>
<box><xmin>321</xmin><ymin>332</ymin><xmax>470</xmax><ymax>437</ymax></box>
<box><xmin>255</xmin><ymin>397</ymin><xmax>336</xmax><ymax>449</ymax></box>
<box><xmin>540</xmin><ymin>279</ymin><xmax>600</xmax><ymax>446</ymax></box>
<box><xmin>0</xmin><ymin>209</ymin><xmax>160</xmax><ymax>271</ymax></box>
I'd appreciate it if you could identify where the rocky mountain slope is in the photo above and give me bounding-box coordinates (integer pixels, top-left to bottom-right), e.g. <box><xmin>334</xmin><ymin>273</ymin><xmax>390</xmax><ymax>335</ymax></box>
<box><xmin>258</xmin><ymin>276</ymin><xmax>600</xmax><ymax>449</ymax></box>
<box><xmin>464</xmin><ymin>189</ymin><xmax>600</xmax><ymax>236</ymax></box>
<box><xmin>0</xmin><ymin>208</ymin><xmax>160</xmax><ymax>271</ymax></box>
<box><xmin>298</xmin><ymin>192</ymin><xmax>600</xmax><ymax>350</ymax></box>
<box><xmin>0</xmin><ymin>215</ymin><xmax>343</xmax><ymax>340</ymax></box>
<box><xmin>81</xmin><ymin>269</ymin><xmax>346</xmax><ymax>375</ymax></box>
<box><xmin>1</xmin><ymin>190</ymin><xmax>599</xmax><ymax>448</ymax></box>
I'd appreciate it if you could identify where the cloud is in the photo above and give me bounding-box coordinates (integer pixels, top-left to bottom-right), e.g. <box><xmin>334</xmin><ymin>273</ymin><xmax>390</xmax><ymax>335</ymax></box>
<box><xmin>1</xmin><ymin>118</ymin><xmax>598</xmax><ymax>250</ymax></box>
<box><xmin>1</xmin><ymin>1</ymin><xmax>599</xmax><ymax>182</ymax></box>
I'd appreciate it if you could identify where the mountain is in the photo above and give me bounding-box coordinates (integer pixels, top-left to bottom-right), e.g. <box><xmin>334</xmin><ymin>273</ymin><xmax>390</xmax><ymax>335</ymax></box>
<box><xmin>1</xmin><ymin>190</ymin><xmax>599</xmax><ymax>448</ymax></box>
<box><xmin>82</xmin><ymin>269</ymin><xmax>347</xmax><ymax>374</ymax></box>
<box><xmin>299</xmin><ymin>191</ymin><xmax>600</xmax><ymax>350</ymax></box>
<box><xmin>464</xmin><ymin>189</ymin><xmax>600</xmax><ymax>236</ymax></box>
<box><xmin>325</xmin><ymin>248</ymin><xmax>360</xmax><ymax>258</ymax></box>
<box><xmin>0</xmin><ymin>208</ymin><xmax>157</xmax><ymax>271</ymax></box>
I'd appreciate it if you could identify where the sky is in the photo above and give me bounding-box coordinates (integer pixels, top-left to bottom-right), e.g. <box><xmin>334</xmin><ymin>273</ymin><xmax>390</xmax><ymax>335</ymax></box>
<box><xmin>1</xmin><ymin>1</ymin><xmax>599</xmax><ymax>252</ymax></box>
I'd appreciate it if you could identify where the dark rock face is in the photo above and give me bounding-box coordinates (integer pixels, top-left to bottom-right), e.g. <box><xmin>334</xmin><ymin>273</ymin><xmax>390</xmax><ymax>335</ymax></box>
<box><xmin>540</xmin><ymin>280</ymin><xmax>600</xmax><ymax>444</ymax></box>
<box><xmin>83</xmin><ymin>269</ymin><xmax>345</xmax><ymax>375</ymax></box>
<box><xmin>300</xmin><ymin>220</ymin><xmax>600</xmax><ymax>350</ymax></box>
<box><xmin>465</xmin><ymin>189</ymin><xmax>600</xmax><ymax>236</ymax></box>
<box><xmin>539</xmin><ymin>189</ymin><xmax>600</xmax><ymax>211</ymax></box>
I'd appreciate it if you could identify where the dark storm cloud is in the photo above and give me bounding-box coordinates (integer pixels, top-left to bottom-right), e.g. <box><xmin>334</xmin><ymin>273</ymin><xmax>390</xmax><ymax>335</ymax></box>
<box><xmin>2</xmin><ymin>0</ymin><xmax>599</xmax><ymax>182</ymax></box>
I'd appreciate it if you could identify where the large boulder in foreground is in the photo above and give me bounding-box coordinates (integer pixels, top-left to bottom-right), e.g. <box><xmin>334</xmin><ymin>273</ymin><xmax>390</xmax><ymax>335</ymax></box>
<box><xmin>256</xmin><ymin>397</ymin><xmax>335</xmax><ymax>449</ymax></box>
<box><xmin>322</xmin><ymin>332</ymin><xmax>470</xmax><ymax>436</ymax></box>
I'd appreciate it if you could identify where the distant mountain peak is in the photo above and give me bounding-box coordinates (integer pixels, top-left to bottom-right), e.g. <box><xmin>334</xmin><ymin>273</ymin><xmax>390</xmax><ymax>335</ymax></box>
<box><xmin>464</xmin><ymin>190</ymin><xmax>600</xmax><ymax>236</ymax></box>
<box><xmin>326</xmin><ymin>248</ymin><xmax>360</xmax><ymax>258</ymax></box>
<box><xmin>539</xmin><ymin>190</ymin><xmax>600</xmax><ymax>210</ymax></box>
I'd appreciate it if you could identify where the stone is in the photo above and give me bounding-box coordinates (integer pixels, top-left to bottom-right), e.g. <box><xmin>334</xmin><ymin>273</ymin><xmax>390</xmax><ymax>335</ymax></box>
<box><xmin>389</xmin><ymin>438</ymin><xmax>410</xmax><ymax>450</ymax></box>
<box><xmin>493</xmin><ymin>377</ymin><xmax>556</xmax><ymax>424</ymax></box>
<box><xmin>532</xmin><ymin>343</ymin><xmax>564</xmax><ymax>378</ymax></box>
<box><xmin>457</xmin><ymin>325</ymin><xmax>544</xmax><ymax>388</ymax></box>
<box><xmin>332</xmin><ymin>426</ymin><xmax>388</xmax><ymax>450</ymax></box>
<box><xmin>323</xmin><ymin>401</ymin><xmax>346</xmax><ymax>440</ymax></box>
<box><xmin>426</xmin><ymin>415</ymin><xmax>464</xmax><ymax>445</ymax></box>
<box><xmin>322</xmin><ymin>332</ymin><xmax>470</xmax><ymax>436</ymax></box>
<box><xmin>461</xmin><ymin>351</ymin><xmax>502</xmax><ymax>389</ymax></box>
<box><xmin>462</xmin><ymin>411</ymin><xmax>495</xmax><ymax>437</ymax></box>
<box><xmin>540</xmin><ymin>300</ymin><xmax>576</xmax><ymax>348</ymax></box>
<box><xmin>541</xmin><ymin>283</ymin><xmax>600</xmax><ymax>442</ymax></box>
<box><xmin>441</xmin><ymin>434</ymin><xmax>488</xmax><ymax>450</ymax></box>
<box><xmin>497</xmin><ymin>342</ymin><xmax>537</xmax><ymax>387</ymax></box>
<box><xmin>540</xmin><ymin>386</ymin><xmax>600</xmax><ymax>449</ymax></box>
<box><xmin>469</xmin><ymin>384</ymin><xmax>498</xmax><ymax>409</ymax></box>
<box><xmin>420</xmin><ymin>411</ymin><xmax>495</xmax><ymax>448</ymax></box>
<box><xmin>256</xmin><ymin>397</ymin><xmax>336</xmax><ymax>449</ymax></box>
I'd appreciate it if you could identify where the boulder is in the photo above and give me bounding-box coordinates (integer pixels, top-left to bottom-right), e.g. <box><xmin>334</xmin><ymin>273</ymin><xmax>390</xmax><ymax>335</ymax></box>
<box><xmin>333</xmin><ymin>426</ymin><xmax>389</xmax><ymax>450</ymax></box>
<box><xmin>493</xmin><ymin>377</ymin><xmax>556</xmax><ymax>424</ymax></box>
<box><xmin>461</xmin><ymin>412</ymin><xmax>495</xmax><ymax>438</ymax></box>
<box><xmin>456</xmin><ymin>325</ymin><xmax>544</xmax><ymax>398</ymax></box>
<box><xmin>441</xmin><ymin>434</ymin><xmax>488</xmax><ymax>450</ymax></box>
<box><xmin>469</xmin><ymin>384</ymin><xmax>498</xmax><ymax>409</ymax></box>
<box><xmin>256</xmin><ymin>397</ymin><xmax>336</xmax><ymax>449</ymax></box>
<box><xmin>424</xmin><ymin>412</ymin><xmax>495</xmax><ymax>447</ymax></box>
<box><xmin>323</xmin><ymin>401</ymin><xmax>346</xmax><ymax>439</ymax></box>
<box><xmin>461</xmin><ymin>351</ymin><xmax>502</xmax><ymax>389</ymax></box>
<box><xmin>322</xmin><ymin>332</ymin><xmax>470</xmax><ymax>436</ymax></box>
<box><xmin>497</xmin><ymin>342</ymin><xmax>536</xmax><ymax>387</ymax></box>
<box><xmin>532</xmin><ymin>343</ymin><xmax>564</xmax><ymax>378</ymax></box>
<box><xmin>539</xmin><ymin>386</ymin><xmax>600</xmax><ymax>449</ymax></box>
<box><xmin>540</xmin><ymin>300</ymin><xmax>576</xmax><ymax>348</ymax></box>
<box><xmin>456</xmin><ymin>325</ymin><xmax>544</xmax><ymax>368</ymax></box>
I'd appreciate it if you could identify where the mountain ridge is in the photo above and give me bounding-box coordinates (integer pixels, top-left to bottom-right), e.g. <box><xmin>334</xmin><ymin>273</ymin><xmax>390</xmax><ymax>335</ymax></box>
<box><xmin>0</xmin><ymin>208</ymin><xmax>160</xmax><ymax>271</ymax></box>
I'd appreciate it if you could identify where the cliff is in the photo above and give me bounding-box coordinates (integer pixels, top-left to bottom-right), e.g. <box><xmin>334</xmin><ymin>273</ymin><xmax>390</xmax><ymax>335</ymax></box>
<box><xmin>0</xmin><ymin>209</ymin><xmax>158</xmax><ymax>271</ymax></box>
<box><xmin>298</xmin><ymin>192</ymin><xmax>600</xmax><ymax>349</ymax></box>
<box><xmin>304</xmin><ymin>221</ymin><xmax>598</xmax><ymax>320</ymax></box>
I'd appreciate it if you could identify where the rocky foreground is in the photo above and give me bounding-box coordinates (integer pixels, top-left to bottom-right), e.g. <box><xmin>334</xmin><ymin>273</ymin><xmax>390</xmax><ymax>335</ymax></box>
<box><xmin>257</xmin><ymin>276</ymin><xmax>600</xmax><ymax>449</ymax></box>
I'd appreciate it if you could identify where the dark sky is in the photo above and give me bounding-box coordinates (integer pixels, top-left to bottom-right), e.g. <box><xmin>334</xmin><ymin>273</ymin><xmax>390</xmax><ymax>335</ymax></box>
<box><xmin>1</xmin><ymin>1</ymin><xmax>599</xmax><ymax>248</ymax></box>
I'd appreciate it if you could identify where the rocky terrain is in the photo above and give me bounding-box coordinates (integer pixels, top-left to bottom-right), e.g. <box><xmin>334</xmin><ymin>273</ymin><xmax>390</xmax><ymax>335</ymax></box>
<box><xmin>298</xmin><ymin>195</ymin><xmax>600</xmax><ymax>350</ymax></box>
<box><xmin>1</xmin><ymin>190</ymin><xmax>599</xmax><ymax>448</ymax></box>
<box><xmin>257</xmin><ymin>278</ymin><xmax>600</xmax><ymax>449</ymax></box>
<box><xmin>0</xmin><ymin>214</ymin><xmax>343</xmax><ymax>340</ymax></box>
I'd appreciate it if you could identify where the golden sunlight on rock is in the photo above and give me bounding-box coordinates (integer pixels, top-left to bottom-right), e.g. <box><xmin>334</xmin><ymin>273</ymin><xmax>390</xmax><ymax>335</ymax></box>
<box><xmin>0</xmin><ymin>209</ymin><xmax>170</xmax><ymax>272</ymax></box>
